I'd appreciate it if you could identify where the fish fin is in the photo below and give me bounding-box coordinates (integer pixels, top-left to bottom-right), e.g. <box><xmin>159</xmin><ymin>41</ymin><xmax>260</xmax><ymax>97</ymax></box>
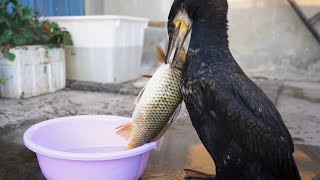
<box><xmin>155</xmin><ymin>136</ymin><xmax>165</xmax><ymax>152</ymax></box>
<box><xmin>179</xmin><ymin>47</ymin><xmax>187</xmax><ymax>62</ymax></box>
<box><xmin>156</xmin><ymin>43</ymin><xmax>166</xmax><ymax>64</ymax></box>
<box><xmin>135</xmin><ymin>86</ymin><xmax>146</xmax><ymax>105</ymax></box>
<box><xmin>153</xmin><ymin>103</ymin><xmax>182</xmax><ymax>151</ymax></box>
<box><xmin>169</xmin><ymin>102</ymin><xmax>182</xmax><ymax>124</ymax></box>
<box><xmin>153</xmin><ymin>103</ymin><xmax>182</xmax><ymax>142</ymax></box>
<box><xmin>115</xmin><ymin>123</ymin><xmax>133</xmax><ymax>141</ymax></box>
<box><xmin>142</xmin><ymin>74</ymin><xmax>153</xmax><ymax>78</ymax></box>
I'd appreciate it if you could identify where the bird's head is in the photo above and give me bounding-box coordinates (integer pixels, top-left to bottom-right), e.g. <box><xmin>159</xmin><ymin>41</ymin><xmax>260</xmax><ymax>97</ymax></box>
<box><xmin>165</xmin><ymin>0</ymin><xmax>228</xmax><ymax>64</ymax></box>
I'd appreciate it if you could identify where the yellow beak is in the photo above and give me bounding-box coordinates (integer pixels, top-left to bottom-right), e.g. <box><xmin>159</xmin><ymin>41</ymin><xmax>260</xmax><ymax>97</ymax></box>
<box><xmin>165</xmin><ymin>20</ymin><xmax>191</xmax><ymax>67</ymax></box>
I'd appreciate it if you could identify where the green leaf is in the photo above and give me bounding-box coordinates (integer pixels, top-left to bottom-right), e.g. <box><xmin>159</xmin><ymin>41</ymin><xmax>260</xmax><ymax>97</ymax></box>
<box><xmin>0</xmin><ymin>29</ymin><xmax>13</xmax><ymax>45</ymax></box>
<box><xmin>0</xmin><ymin>0</ymin><xmax>72</xmax><ymax>47</ymax></box>
<box><xmin>1</xmin><ymin>29</ymin><xmax>13</xmax><ymax>39</ymax></box>
<box><xmin>0</xmin><ymin>79</ymin><xmax>5</xmax><ymax>85</ymax></box>
<box><xmin>34</xmin><ymin>11</ymin><xmax>39</xmax><ymax>17</ymax></box>
<box><xmin>0</xmin><ymin>16</ymin><xmax>6</xmax><ymax>23</ymax></box>
<box><xmin>11</xmin><ymin>0</ymin><xmax>19</xmax><ymax>5</ymax></box>
<box><xmin>22</xmin><ymin>6</ymin><xmax>33</xmax><ymax>15</ymax></box>
<box><xmin>62</xmin><ymin>32</ymin><xmax>73</xmax><ymax>45</ymax></box>
<box><xmin>32</xmin><ymin>35</ymin><xmax>40</xmax><ymax>42</ymax></box>
<box><xmin>4</xmin><ymin>52</ymin><xmax>16</xmax><ymax>61</ymax></box>
<box><xmin>21</xmin><ymin>6</ymin><xmax>34</xmax><ymax>20</ymax></box>
<box><xmin>22</xmin><ymin>30</ymin><xmax>34</xmax><ymax>39</ymax></box>
<box><xmin>50</xmin><ymin>22</ymin><xmax>59</xmax><ymax>29</ymax></box>
<box><xmin>22</xmin><ymin>14</ymin><xmax>33</xmax><ymax>20</ymax></box>
<box><xmin>40</xmin><ymin>35</ymin><xmax>50</xmax><ymax>43</ymax></box>
<box><xmin>13</xmin><ymin>35</ymin><xmax>27</xmax><ymax>46</ymax></box>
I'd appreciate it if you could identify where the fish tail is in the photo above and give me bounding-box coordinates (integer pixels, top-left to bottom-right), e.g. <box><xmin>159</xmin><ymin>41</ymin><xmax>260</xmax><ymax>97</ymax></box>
<box><xmin>125</xmin><ymin>141</ymin><xmax>139</xmax><ymax>150</ymax></box>
<box><xmin>115</xmin><ymin>122</ymin><xmax>133</xmax><ymax>141</ymax></box>
<box><xmin>155</xmin><ymin>137</ymin><xmax>165</xmax><ymax>152</ymax></box>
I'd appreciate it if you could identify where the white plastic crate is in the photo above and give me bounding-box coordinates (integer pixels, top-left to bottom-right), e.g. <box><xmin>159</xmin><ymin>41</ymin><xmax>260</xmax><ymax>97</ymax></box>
<box><xmin>49</xmin><ymin>16</ymin><xmax>148</xmax><ymax>84</ymax></box>
<box><xmin>0</xmin><ymin>46</ymin><xmax>66</xmax><ymax>99</ymax></box>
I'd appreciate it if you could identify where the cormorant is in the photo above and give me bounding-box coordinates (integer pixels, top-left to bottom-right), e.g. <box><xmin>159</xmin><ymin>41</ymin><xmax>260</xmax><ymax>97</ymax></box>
<box><xmin>165</xmin><ymin>0</ymin><xmax>301</xmax><ymax>179</ymax></box>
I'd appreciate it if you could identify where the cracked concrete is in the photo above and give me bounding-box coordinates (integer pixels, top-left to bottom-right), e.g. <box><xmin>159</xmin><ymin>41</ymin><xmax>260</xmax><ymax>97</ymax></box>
<box><xmin>0</xmin><ymin>90</ymin><xmax>136</xmax><ymax>128</ymax></box>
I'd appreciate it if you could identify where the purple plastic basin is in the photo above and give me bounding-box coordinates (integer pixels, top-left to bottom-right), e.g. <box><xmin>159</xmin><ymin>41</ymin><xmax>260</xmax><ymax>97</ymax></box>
<box><xmin>23</xmin><ymin>115</ymin><xmax>156</xmax><ymax>180</ymax></box>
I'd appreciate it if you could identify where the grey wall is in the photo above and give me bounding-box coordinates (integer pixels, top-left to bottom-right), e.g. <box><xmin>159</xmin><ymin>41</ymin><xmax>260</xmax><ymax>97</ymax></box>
<box><xmin>84</xmin><ymin>0</ymin><xmax>105</xmax><ymax>15</ymax></box>
<box><xmin>228</xmin><ymin>0</ymin><xmax>320</xmax><ymax>80</ymax></box>
<box><xmin>84</xmin><ymin>0</ymin><xmax>320</xmax><ymax>80</ymax></box>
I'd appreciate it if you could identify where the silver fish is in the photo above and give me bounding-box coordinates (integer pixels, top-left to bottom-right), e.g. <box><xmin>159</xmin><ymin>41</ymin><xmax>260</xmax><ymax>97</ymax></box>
<box><xmin>116</xmin><ymin>44</ymin><xmax>186</xmax><ymax>149</ymax></box>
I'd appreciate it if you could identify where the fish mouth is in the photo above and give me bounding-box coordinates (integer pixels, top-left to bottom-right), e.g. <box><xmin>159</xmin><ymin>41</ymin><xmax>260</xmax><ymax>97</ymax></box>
<box><xmin>165</xmin><ymin>21</ymin><xmax>191</xmax><ymax>69</ymax></box>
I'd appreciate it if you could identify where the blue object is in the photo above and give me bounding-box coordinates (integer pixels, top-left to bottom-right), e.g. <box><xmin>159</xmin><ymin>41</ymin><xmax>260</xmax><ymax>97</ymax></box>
<box><xmin>19</xmin><ymin>0</ymin><xmax>35</xmax><ymax>9</ymax></box>
<box><xmin>18</xmin><ymin>0</ymin><xmax>84</xmax><ymax>16</ymax></box>
<box><xmin>69</xmin><ymin>0</ymin><xmax>84</xmax><ymax>16</ymax></box>
<box><xmin>6</xmin><ymin>2</ymin><xmax>14</xmax><ymax>14</ymax></box>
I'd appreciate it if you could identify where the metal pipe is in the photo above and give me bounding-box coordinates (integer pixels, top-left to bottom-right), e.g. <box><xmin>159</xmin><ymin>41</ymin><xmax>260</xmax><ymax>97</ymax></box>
<box><xmin>309</xmin><ymin>12</ymin><xmax>320</xmax><ymax>25</ymax></box>
<box><xmin>287</xmin><ymin>0</ymin><xmax>320</xmax><ymax>45</ymax></box>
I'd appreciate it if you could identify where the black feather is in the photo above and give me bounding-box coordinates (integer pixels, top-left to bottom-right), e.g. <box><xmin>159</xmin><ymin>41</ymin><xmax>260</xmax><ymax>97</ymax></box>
<box><xmin>169</xmin><ymin>0</ymin><xmax>302</xmax><ymax>179</ymax></box>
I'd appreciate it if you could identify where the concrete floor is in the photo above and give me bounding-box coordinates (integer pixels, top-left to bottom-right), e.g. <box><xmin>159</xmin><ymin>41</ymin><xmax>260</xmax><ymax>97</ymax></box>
<box><xmin>0</xmin><ymin>79</ymin><xmax>320</xmax><ymax>179</ymax></box>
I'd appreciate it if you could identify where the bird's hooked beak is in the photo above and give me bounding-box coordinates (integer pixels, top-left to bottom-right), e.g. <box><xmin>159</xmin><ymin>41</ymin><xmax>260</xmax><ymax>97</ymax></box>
<box><xmin>165</xmin><ymin>20</ymin><xmax>191</xmax><ymax>67</ymax></box>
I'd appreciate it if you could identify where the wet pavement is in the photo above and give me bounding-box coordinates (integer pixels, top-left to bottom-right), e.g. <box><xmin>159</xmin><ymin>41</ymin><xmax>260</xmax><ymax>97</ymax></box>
<box><xmin>144</xmin><ymin>114</ymin><xmax>320</xmax><ymax>180</ymax></box>
<box><xmin>0</xmin><ymin>79</ymin><xmax>320</xmax><ymax>179</ymax></box>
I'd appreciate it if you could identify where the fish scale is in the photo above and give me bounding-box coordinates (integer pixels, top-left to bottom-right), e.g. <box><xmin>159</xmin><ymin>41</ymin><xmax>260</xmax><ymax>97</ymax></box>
<box><xmin>129</xmin><ymin>65</ymin><xmax>182</xmax><ymax>149</ymax></box>
<box><xmin>116</xmin><ymin>45</ymin><xmax>185</xmax><ymax>150</ymax></box>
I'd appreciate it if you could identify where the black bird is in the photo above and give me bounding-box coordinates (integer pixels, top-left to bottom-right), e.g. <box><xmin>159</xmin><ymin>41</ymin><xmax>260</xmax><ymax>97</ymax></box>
<box><xmin>165</xmin><ymin>0</ymin><xmax>301</xmax><ymax>179</ymax></box>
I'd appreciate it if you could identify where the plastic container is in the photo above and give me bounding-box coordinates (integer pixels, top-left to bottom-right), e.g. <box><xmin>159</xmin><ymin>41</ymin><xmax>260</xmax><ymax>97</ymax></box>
<box><xmin>48</xmin><ymin>16</ymin><xmax>149</xmax><ymax>84</ymax></box>
<box><xmin>0</xmin><ymin>46</ymin><xmax>65</xmax><ymax>99</ymax></box>
<box><xmin>23</xmin><ymin>115</ymin><xmax>156</xmax><ymax>180</ymax></box>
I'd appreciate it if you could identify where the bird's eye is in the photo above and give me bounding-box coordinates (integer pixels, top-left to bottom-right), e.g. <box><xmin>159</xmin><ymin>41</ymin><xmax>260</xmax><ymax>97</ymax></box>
<box><xmin>168</xmin><ymin>21</ymin><xmax>175</xmax><ymax>29</ymax></box>
<box><xmin>168</xmin><ymin>21</ymin><xmax>175</xmax><ymax>34</ymax></box>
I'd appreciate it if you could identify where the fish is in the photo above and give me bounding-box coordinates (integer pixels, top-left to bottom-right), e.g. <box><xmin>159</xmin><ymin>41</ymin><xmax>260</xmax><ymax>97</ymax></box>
<box><xmin>116</xmin><ymin>44</ymin><xmax>186</xmax><ymax>150</ymax></box>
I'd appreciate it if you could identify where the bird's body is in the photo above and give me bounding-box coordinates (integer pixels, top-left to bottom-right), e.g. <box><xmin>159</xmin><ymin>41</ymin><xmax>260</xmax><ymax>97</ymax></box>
<box><xmin>182</xmin><ymin>43</ymin><xmax>299</xmax><ymax>180</ymax></box>
<box><xmin>166</xmin><ymin>0</ymin><xmax>301</xmax><ymax>179</ymax></box>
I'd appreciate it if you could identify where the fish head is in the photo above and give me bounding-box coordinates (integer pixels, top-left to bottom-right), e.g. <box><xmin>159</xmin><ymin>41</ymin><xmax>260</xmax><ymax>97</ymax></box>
<box><xmin>157</xmin><ymin>43</ymin><xmax>187</xmax><ymax>69</ymax></box>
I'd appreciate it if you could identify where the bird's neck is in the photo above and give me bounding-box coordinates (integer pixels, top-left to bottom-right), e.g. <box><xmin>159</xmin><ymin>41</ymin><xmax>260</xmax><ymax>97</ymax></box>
<box><xmin>189</xmin><ymin>20</ymin><xmax>229</xmax><ymax>51</ymax></box>
<box><xmin>187</xmin><ymin>20</ymin><xmax>232</xmax><ymax>64</ymax></box>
